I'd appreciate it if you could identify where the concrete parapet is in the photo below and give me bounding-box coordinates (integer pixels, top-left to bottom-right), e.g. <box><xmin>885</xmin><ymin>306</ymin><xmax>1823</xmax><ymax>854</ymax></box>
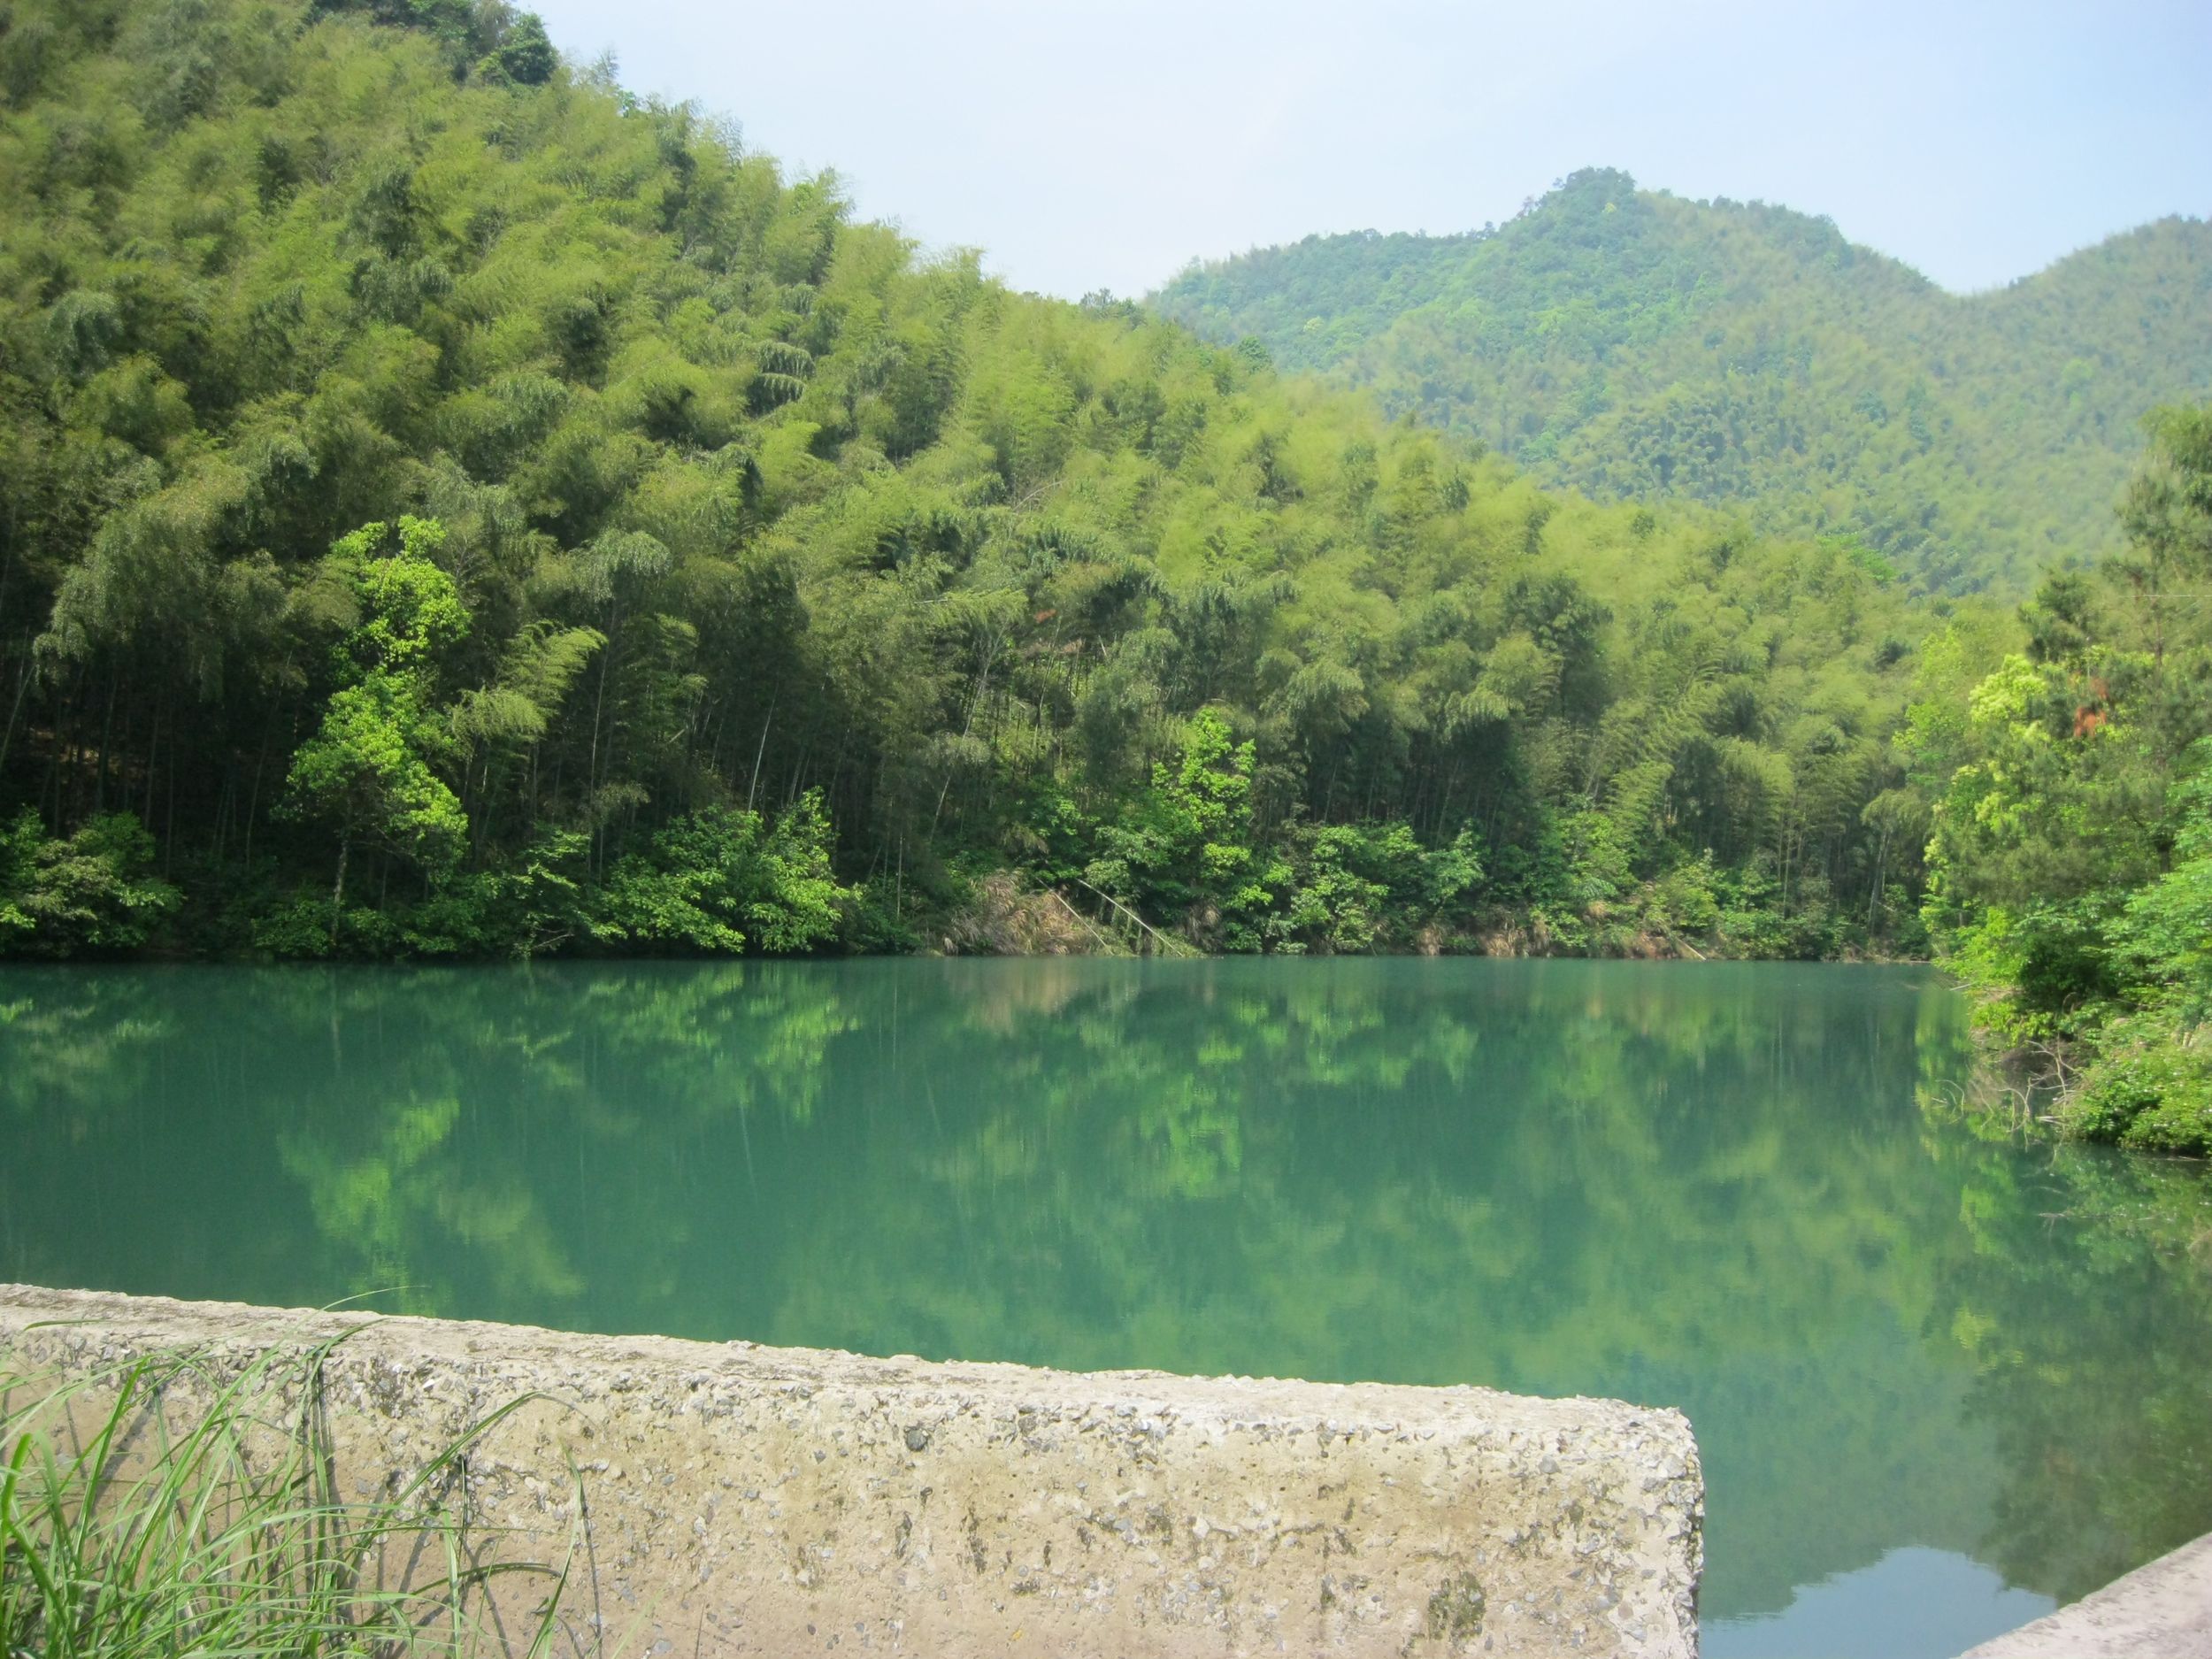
<box><xmin>0</xmin><ymin>1285</ymin><xmax>1701</xmax><ymax>1656</ymax></box>
<box><xmin>1957</xmin><ymin>1531</ymin><xmax>2212</xmax><ymax>1658</ymax></box>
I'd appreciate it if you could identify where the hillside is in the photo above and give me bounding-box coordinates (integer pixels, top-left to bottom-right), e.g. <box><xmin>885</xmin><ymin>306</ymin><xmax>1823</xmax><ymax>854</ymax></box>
<box><xmin>1</xmin><ymin>2</ymin><xmax>1931</xmax><ymax>963</ymax></box>
<box><xmin>1154</xmin><ymin>170</ymin><xmax>2212</xmax><ymax>594</ymax></box>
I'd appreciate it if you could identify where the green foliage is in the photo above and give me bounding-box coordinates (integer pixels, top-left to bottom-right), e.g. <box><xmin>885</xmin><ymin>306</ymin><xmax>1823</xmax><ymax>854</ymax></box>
<box><xmin>0</xmin><ymin>3</ymin><xmax>1932</xmax><ymax>964</ymax></box>
<box><xmin>1276</xmin><ymin>822</ymin><xmax>1417</xmax><ymax>953</ymax></box>
<box><xmin>2066</xmin><ymin>1008</ymin><xmax>2212</xmax><ymax>1152</ymax></box>
<box><xmin>277</xmin><ymin>518</ymin><xmax>472</xmax><ymax>940</ymax></box>
<box><xmin>2116</xmin><ymin>758</ymin><xmax>2212</xmax><ymax>1026</ymax></box>
<box><xmin>1918</xmin><ymin>408</ymin><xmax>2212</xmax><ymax>1149</ymax></box>
<box><xmin>0</xmin><ymin>810</ymin><xmax>180</xmax><ymax>955</ymax></box>
<box><xmin>600</xmin><ymin>795</ymin><xmax>849</xmax><ymax>954</ymax></box>
<box><xmin>285</xmin><ymin>675</ymin><xmax>469</xmax><ymax>872</ymax></box>
<box><xmin>332</xmin><ymin>517</ymin><xmax>471</xmax><ymax>673</ymax></box>
<box><xmin>0</xmin><ymin>1341</ymin><xmax>572</xmax><ymax>1658</ymax></box>
<box><xmin>311</xmin><ymin>0</ymin><xmax>554</xmax><ymax>82</ymax></box>
<box><xmin>1155</xmin><ymin>168</ymin><xmax>2212</xmax><ymax>595</ymax></box>
<box><xmin>1265</xmin><ymin>821</ymin><xmax>1487</xmax><ymax>953</ymax></box>
<box><xmin>495</xmin><ymin>12</ymin><xmax>555</xmax><ymax>84</ymax></box>
<box><xmin>1087</xmin><ymin>710</ymin><xmax>1277</xmax><ymax>942</ymax></box>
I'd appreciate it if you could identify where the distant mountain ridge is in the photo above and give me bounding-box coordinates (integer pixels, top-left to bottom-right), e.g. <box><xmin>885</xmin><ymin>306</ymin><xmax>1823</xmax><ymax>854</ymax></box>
<box><xmin>1152</xmin><ymin>169</ymin><xmax>2212</xmax><ymax>592</ymax></box>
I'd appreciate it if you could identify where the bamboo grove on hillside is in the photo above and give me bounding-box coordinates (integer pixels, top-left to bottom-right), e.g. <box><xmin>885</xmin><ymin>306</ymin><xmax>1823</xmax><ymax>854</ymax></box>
<box><xmin>0</xmin><ymin>0</ymin><xmax>1929</xmax><ymax>963</ymax></box>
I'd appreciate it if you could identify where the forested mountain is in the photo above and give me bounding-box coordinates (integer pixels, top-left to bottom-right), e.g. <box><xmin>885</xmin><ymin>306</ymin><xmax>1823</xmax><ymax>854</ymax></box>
<box><xmin>0</xmin><ymin>0</ymin><xmax>1938</xmax><ymax>966</ymax></box>
<box><xmin>1154</xmin><ymin>170</ymin><xmax>2212</xmax><ymax>595</ymax></box>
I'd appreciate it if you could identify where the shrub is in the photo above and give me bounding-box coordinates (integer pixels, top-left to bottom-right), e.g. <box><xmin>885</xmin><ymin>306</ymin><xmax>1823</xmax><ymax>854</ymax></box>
<box><xmin>0</xmin><ymin>810</ymin><xmax>180</xmax><ymax>956</ymax></box>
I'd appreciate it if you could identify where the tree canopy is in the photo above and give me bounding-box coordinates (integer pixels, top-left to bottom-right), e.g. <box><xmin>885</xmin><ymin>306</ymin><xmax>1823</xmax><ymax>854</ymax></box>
<box><xmin>0</xmin><ymin>0</ymin><xmax>1941</xmax><ymax>965</ymax></box>
<box><xmin>1154</xmin><ymin>169</ymin><xmax>2212</xmax><ymax>595</ymax></box>
<box><xmin>1915</xmin><ymin>406</ymin><xmax>2212</xmax><ymax>1151</ymax></box>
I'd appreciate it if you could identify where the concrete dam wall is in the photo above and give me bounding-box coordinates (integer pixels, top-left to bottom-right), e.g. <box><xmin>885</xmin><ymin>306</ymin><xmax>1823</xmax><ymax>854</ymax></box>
<box><xmin>0</xmin><ymin>1285</ymin><xmax>1703</xmax><ymax>1656</ymax></box>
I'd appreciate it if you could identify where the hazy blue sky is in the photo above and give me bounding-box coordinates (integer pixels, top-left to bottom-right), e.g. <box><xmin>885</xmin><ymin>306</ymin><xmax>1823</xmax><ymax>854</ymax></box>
<box><xmin>530</xmin><ymin>0</ymin><xmax>2209</xmax><ymax>300</ymax></box>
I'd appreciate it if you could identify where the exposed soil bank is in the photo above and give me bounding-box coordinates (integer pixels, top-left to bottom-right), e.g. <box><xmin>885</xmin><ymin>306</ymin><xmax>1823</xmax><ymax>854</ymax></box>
<box><xmin>0</xmin><ymin>1285</ymin><xmax>1701</xmax><ymax>1656</ymax></box>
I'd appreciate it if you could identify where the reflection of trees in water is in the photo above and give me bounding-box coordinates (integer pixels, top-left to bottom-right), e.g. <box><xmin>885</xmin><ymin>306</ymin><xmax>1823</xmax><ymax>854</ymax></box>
<box><xmin>278</xmin><ymin>1094</ymin><xmax>586</xmax><ymax>1317</ymax></box>
<box><xmin>745</xmin><ymin>964</ymin><xmax>2021</xmax><ymax>1617</ymax></box>
<box><xmin>0</xmin><ymin>962</ymin><xmax>864</xmax><ymax>1317</ymax></box>
<box><xmin>0</xmin><ymin>973</ymin><xmax>173</xmax><ymax>1121</ymax></box>
<box><xmin>2</xmin><ymin>961</ymin><xmax>2208</xmax><ymax>1617</ymax></box>
<box><xmin>1934</xmin><ymin>1139</ymin><xmax>2212</xmax><ymax>1603</ymax></box>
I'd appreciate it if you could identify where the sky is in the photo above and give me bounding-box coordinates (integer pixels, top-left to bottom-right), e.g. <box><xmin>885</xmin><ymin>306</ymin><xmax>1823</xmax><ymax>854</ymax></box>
<box><xmin>528</xmin><ymin>0</ymin><xmax>2211</xmax><ymax>301</ymax></box>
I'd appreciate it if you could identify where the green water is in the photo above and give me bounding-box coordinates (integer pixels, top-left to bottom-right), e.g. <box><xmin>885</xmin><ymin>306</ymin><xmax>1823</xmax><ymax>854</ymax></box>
<box><xmin>4</xmin><ymin>960</ymin><xmax>2208</xmax><ymax>1654</ymax></box>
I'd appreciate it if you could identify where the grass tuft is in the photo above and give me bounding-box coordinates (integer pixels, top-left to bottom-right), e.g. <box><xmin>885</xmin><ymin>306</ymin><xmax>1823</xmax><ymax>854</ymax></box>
<box><xmin>0</xmin><ymin>1331</ymin><xmax>579</xmax><ymax>1658</ymax></box>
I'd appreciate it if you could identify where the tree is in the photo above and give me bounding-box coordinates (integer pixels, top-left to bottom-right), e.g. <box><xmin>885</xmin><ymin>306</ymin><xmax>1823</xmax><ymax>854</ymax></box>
<box><xmin>496</xmin><ymin>12</ymin><xmax>556</xmax><ymax>85</ymax></box>
<box><xmin>597</xmin><ymin>795</ymin><xmax>850</xmax><ymax>954</ymax></box>
<box><xmin>0</xmin><ymin>810</ymin><xmax>180</xmax><ymax>955</ymax></box>
<box><xmin>280</xmin><ymin>518</ymin><xmax>470</xmax><ymax>945</ymax></box>
<box><xmin>1087</xmin><ymin>709</ymin><xmax>1278</xmax><ymax>944</ymax></box>
<box><xmin>1920</xmin><ymin>406</ymin><xmax>2212</xmax><ymax>1148</ymax></box>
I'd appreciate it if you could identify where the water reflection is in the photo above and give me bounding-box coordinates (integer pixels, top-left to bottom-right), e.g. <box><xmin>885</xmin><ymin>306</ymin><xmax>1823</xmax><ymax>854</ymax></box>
<box><xmin>1707</xmin><ymin>1548</ymin><xmax>2055</xmax><ymax>1658</ymax></box>
<box><xmin>4</xmin><ymin>959</ymin><xmax>2208</xmax><ymax>1643</ymax></box>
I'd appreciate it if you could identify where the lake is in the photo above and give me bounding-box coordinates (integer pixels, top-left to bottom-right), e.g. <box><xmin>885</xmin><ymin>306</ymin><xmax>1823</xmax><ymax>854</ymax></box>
<box><xmin>4</xmin><ymin>959</ymin><xmax>2208</xmax><ymax>1655</ymax></box>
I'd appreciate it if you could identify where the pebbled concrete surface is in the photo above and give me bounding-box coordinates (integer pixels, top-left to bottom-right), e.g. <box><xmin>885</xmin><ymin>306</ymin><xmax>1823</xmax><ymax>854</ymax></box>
<box><xmin>1958</xmin><ymin>1531</ymin><xmax>2212</xmax><ymax>1658</ymax></box>
<box><xmin>0</xmin><ymin>1284</ymin><xmax>1701</xmax><ymax>1657</ymax></box>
